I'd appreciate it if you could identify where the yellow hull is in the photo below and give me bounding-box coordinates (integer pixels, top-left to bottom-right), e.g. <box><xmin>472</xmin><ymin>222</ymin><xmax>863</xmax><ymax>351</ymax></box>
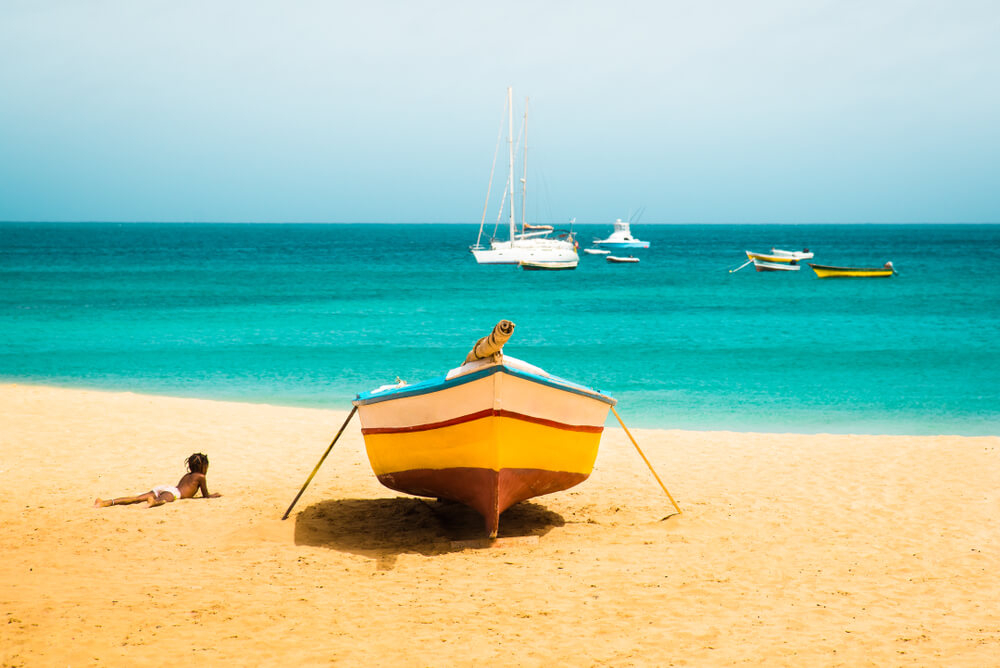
<box><xmin>746</xmin><ymin>250</ymin><xmax>795</xmax><ymax>263</ymax></box>
<box><xmin>362</xmin><ymin>411</ymin><xmax>602</xmax><ymax>477</ymax></box>
<box><xmin>809</xmin><ymin>263</ymin><xmax>895</xmax><ymax>278</ymax></box>
<box><xmin>353</xmin><ymin>358</ymin><xmax>615</xmax><ymax>536</ymax></box>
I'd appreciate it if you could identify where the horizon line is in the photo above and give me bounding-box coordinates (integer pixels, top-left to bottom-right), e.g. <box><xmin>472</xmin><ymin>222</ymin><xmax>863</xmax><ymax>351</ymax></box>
<box><xmin>2</xmin><ymin>220</ymin><xmax>998</xmax><ymax>226</ymax></box>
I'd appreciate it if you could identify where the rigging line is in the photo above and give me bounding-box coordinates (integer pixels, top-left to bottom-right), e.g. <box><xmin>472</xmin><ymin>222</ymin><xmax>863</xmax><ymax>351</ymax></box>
<box><xmin>521</xmin><ymin>97</ymin><xmax>529</xmax><ymax>231</ymax></box>
<box><xmin>509</xmin><ymin>110</ymin><xmax>526</xmax><ymax>227</ymax></box>
<box><xmin>537</xmin><ymin>167</ymin><xmax>554</xmax><ymax>226</ymax></box>
<box><xmin>729</xmin><ymin>258</ymin><xmax>753</xmax><ymax>273</ymax></box>
<box><xmin>488</xmin><ymin>94</ymin><xmax>528</xmax><ymax>238</ymax></box>
<box><xmin>478</xmin><ymin>93</ymin><xmax>508</xmax><ymax>246</ymax></box>
<box><xmin>495</xmin><ymin>174</ymin><xmax>512</xmax><ymax>232</ymax></box>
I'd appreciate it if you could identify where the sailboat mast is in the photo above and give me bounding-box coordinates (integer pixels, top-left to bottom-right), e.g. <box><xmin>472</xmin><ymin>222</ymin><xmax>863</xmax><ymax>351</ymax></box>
<box><xmin>507</xmin><ymin>86</ymin><xmax>516</xmax><ymax>244</ymax></box>
<box><xmin>476</xmin><ymin>90</ymin><xmax>507</xmax><ymax>248</ymax></box>
<box><xmin>521</xmin><ymin>97</ymin><xmax>528</xmax><ymax>232</ymax></box>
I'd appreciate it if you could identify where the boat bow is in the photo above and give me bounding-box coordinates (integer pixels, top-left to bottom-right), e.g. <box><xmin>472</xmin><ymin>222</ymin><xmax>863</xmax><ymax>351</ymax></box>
<box><xmin>353</xmin><ymin>322</ymin><xmax>615</xmax><ymax>537</ymax></box>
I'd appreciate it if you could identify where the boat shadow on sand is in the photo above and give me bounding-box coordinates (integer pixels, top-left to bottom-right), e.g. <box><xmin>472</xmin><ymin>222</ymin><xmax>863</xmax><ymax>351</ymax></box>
<box><xmin>294</xmin><ymin>497</ymin><xmax>564</xmax><ymax>567</ymax></box>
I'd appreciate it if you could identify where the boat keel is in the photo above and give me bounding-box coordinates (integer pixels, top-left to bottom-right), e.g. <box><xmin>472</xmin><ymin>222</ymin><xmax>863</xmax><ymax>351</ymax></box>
<box><xmin>378</xmin><ymin>467</ymin><xmax>588</xmax><ymax>538</ymax></box>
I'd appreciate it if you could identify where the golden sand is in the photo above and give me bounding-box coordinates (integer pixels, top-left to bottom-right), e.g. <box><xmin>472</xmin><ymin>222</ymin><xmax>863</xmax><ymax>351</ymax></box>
<box><xmin>1</xmin><ymin>383</ymin><xmax>998</xmax><ymax>666</ymax></box>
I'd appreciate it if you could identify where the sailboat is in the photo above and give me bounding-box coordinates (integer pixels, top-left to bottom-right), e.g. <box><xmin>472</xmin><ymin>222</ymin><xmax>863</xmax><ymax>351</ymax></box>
<box><xmin>470</xmin><ymin>88</ymin><xmax>578</xmax><ymax>265</ymax></box>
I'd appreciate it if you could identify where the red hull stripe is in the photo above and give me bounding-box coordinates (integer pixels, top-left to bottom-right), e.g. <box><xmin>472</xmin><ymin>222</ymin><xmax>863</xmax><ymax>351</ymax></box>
<box><xmin>361</xmin><ymin>408</ymin><xmax>604</xmax><ymax>435</ymax></box>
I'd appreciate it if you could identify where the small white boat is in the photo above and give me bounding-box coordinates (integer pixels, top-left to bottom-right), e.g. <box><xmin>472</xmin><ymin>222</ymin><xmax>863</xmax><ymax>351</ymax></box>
<box><xmin>606</xmin><ymin>255</ymin><xmax>640</xmax><ymax>264</ymax></box>
<box><xmin>770</xmin><ymin>248</ymin><xmax>814</xmax><ymax>260</ymax></box>
<box><xmin>520</xmin><ymin>259</ymin><xmax>578</xmax><ymax>271</ymax></box>
<box><xmin>583</xmin><ymin>248</ymin><xmax>611</xmax><ymax>255</ymax></box>
<box><xmin>753</xmin><ymin>258</ymin><xmax>800</xmax><ymax>272</ymax></box>
<box><xmin>593</xmin><ymin>219</ymin><xmax>650</xmax><ymax>249</ymax></box>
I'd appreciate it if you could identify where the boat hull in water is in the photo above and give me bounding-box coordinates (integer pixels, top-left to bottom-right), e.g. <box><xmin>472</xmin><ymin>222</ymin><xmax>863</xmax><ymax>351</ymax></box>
<box><xmin>472</xmin><ymin>239</ymin><xmax>578</xmax><ymax>265</ymax></box>
<box><xmin>746</xmin><ymin>250</ymin><xmax>797</xmax><ymax>264</ymax></box>
<box><xmin>808</xmin><ymin>262</ymin><xmax>895</xmax><ymax>278</ymax></box>
<box><xmin>353</xmin><ymin>354</ymin><xmax>614</xmax><ymax>538</ymax></box>
<box><xmin>753</xmin><ymin>258</ymin><xmax>799</xmax><ymax>272</ymax></box>
<box><xmin>520</xmin><ymin>259</ymin><xmax>578</xmax><ymax>270</ymax></box>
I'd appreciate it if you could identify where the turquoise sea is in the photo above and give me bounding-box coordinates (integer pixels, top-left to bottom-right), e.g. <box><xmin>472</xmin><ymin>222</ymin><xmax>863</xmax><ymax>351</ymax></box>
<box><xmin>2</xmin><ymin>222</ymin><xmax>998</xmax><ymax>435</ymax></box>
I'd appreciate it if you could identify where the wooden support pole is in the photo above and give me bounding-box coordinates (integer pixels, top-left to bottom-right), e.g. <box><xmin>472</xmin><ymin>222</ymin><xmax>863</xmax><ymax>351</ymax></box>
<box><xmin>281</xmin><ymin>405</ymin><xmax>358</xmax><ymax>520</ymax></box>
<box><xmin>611</xmin><ymin>405</ymin><xmax>682</xmax><ymax>515</ymax></box>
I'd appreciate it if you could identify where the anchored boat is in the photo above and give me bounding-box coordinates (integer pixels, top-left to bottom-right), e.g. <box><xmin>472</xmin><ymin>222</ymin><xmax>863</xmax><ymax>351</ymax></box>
<box><xmin>520</xmin><ymin>259</ymin><xmax>578</xmax><ymax>271</ymax></box>
<box><xmin>732</xmin><ymin>249</ymin><xmax>809</xmax><ymax>273</ymax></box>
<box><xmin>592</xmin><ymin>219</ymin><xmax>650</xmax><ymax>250</ymax></box>
<box><xmin>745</xmin><ymin>250</ymin><xmax>798</xmax><ymax>264</ymax></box>
<box><xmin>808</xmin><ymin>262</ymin><xmax>895</xmax><ymax>278</ymax></box>
<box><xmin>352</xmin><ymin>321</ymin><xmax>616</xmax><ymax>538</ymax></box>
<box><xmin>606</xmin><ymin>255</ymin><xmax>640</xmax><ymax>264</ymax></box>
<box><xmin>753</xmin><ymin>258</ymin><xmax>799</xmax><ymax>272</ymax></box>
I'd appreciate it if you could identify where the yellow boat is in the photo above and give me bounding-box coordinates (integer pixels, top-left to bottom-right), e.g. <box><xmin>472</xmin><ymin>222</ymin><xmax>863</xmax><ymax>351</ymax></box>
<box><xmin>352</xmin><ymin>320</ymin><xmax>616</xmax><ymax>538</ymax></box>
<box><xmin>808</xmin><ymin>261</ymin><xmax>896</xmax><ymax>278</ymax></box>
<box><xmin>745</xmin><ymin>250</ymin><xmax>796</xmax><ymax>264</ymax></box>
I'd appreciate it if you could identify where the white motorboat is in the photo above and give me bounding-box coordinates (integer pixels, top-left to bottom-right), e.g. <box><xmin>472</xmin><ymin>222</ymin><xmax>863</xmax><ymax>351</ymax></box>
<box><xmin>471</xmin><ymin>88</ymin><xmax>578</xmax><ymax>265</ymax></box>
<box><xmin>593</xmin><ymin>219</ymin><xmax>649</xmax><ymax>250</ymax></box>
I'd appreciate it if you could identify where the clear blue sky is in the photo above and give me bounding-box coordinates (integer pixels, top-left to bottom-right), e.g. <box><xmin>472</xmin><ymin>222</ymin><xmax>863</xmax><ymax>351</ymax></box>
<box><xmin>1</xmin><ymin>1</ymin><xmax>998</xmax><ymax>223</ymax></box>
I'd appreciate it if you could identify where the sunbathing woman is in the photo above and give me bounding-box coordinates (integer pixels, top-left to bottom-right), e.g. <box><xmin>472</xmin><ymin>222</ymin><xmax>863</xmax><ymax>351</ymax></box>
<box><xmin>94</xmin><ymin>452</ymin><xmax>222</xmax><ymax>508</ymax></box>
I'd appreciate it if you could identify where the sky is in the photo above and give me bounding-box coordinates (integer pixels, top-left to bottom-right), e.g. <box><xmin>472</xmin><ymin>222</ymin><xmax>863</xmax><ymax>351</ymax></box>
<box><xmin>1</xmin><ymin>0</ymin><xmax>998</xmax><ymax>224</ymax></box>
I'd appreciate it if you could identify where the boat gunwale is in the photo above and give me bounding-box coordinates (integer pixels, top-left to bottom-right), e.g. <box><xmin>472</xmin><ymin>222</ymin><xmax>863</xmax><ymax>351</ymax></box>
<box><xmin>353</xmin><ymin>363</ymin><xmax>616</xmax><ymax>407</ymax></box>
<box><xmin>807</xmin><ymin>263</ymin><xmax>894</xmax><ymax>273</ymax></box>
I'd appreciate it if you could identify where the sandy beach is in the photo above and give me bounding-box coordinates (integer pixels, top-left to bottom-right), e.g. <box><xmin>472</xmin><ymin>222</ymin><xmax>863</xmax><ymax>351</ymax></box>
<box><xmin>1</xmin><ymin>383</ymin><xmax>997</xmax><ymax>666</ymax></box>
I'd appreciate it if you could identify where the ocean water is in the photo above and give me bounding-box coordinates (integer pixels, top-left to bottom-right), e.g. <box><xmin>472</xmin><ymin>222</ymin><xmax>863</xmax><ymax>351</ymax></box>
<box><xmin>2</xmin><ymin>222</ymin><xmax>998</xmax><ymax>435</ymax></box>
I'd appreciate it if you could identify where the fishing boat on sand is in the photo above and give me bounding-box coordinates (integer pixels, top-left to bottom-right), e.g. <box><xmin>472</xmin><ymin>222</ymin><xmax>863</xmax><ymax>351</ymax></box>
<box><xmin>351</xmin><ymin>321</ymin><xmax>616</xmax><ymax>538</ymax></box>
<box><xmin>753</xmin><ymin>258</ymin><xmax>800</xmax><ymax>272</ymax></box>
<box><xmin>606</xmin><ymin>255</ymin><xmax>639</xmax><ymax>264</ymax></box>
<box><xmin>809</xmin><ymin>262</ymin><xmax>895</xmax><ymax>278</ymax></box>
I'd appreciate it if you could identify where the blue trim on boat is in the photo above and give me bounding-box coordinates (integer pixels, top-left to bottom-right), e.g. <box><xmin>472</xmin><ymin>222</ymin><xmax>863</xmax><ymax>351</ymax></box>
<box><xmin>353</xmin><ymin>364</ymin><xmax>616</xmax><ymax>407</ymax></box>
